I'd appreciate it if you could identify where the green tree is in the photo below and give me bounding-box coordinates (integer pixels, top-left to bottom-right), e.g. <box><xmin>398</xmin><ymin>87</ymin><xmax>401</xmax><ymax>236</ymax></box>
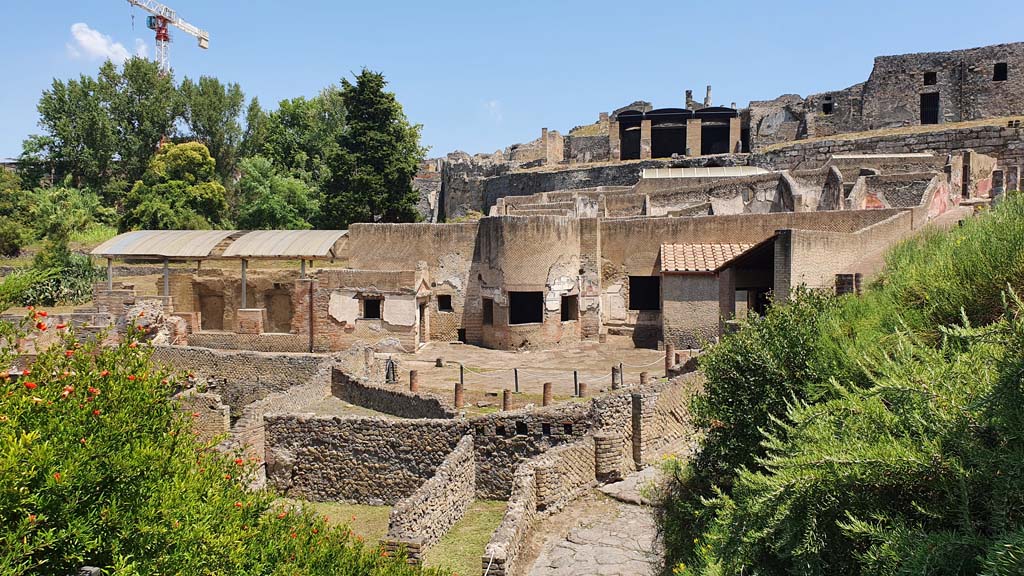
<box><xmin>22</xmin><ymin>58</ymin><xmax>180</xmax><ymax>198</ymax></box>
<box><xmin>180</xmin><ymin>76</ymin><xmax>245</xmax><ymax>182</ymax></box>
<box><xmin>235</xmin><ymin>156</ymin><xmax>318</xmax><ymax>229</ymax></box>
<box><xmin>121</xmin><ymin>142</ymin><xmax>228</xmax><ymax>231</ymax></box>
<box><xmin>319</xmin><ymin>69</ymin><xmax>425</xmax><ymax>227</ymax></box>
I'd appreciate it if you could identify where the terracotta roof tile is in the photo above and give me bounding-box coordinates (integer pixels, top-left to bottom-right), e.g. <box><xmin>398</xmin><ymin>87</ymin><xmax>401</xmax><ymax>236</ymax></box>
<box><xmin>660</xmin><ymin>243</ymin><xmax>755</xmax><ymax>273</ymax></box>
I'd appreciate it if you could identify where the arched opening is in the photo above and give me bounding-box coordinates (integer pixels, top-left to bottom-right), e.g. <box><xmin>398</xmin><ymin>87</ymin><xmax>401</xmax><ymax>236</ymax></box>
<box><xmin>649</xmin><ymin>108</ymin><xmax>692</xmax><ymax>158</ymax></box>
<box><xmin>617</xmin><ymin>110</ymin><xmax>643</xmax><ymax>160</ymax></box>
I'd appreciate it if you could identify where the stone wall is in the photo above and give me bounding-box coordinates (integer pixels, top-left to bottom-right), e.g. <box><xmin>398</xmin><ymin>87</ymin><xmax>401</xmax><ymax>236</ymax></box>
<box><xmin>173</xmin><ymin>389</ymin><xmax>230</xmax><ymax>444</ymax></box>
<box><xmin>185</xmin><ymin>332</ymin><xmax>308</xmax><ymax>352</ymax></box>
<box><xmin>264</xmin><ymin>414</ymin><xmax>468</xmax><ymax>504</ymax></box>
<box><xmin>755</xmin><ymin>123</ymin><xmax>1024</xmax><ymax>171</ymax></box>
<box><xmin>565</xmin><ymin>134</ymin><xmax>610</xmax><ymax>165</ymax></box>
<box><xmin>150</xmin><ymin>345</ymin><xmax>327</xmax><ymax>415</ymax></box>
<box><xmin>661</xmin><ymin>273</ymin><xmax>719</xmax><ymax>349</ymax></box>
<box><xmin>330</xmin><ymin>368</ymin><xmax>457</xmax><ymax>419</ymax></box>
<box><xmin>384</xmin><ymin>435</ymin><xmax>476</xmax><ymax>561</ymax></box>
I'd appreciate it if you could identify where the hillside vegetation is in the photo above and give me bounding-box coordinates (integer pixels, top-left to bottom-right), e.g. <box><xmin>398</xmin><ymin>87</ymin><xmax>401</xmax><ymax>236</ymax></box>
<box><xmin>659</xmin><ymin>194</ymin><xmax>1024</xmax><ymax>575</ymax></box>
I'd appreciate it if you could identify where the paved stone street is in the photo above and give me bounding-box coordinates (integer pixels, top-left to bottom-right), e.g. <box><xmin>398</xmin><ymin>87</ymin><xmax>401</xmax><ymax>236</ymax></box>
<box><xmin>526</xmin><ymin>470</ymin><xmax>663</xmax><ymax>576</ymax></box>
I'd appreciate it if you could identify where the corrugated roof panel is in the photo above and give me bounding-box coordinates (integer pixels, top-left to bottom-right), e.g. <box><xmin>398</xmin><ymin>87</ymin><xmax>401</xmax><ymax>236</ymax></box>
<box><xmin>220</xmin><ymin>230</ymin><xmax>347</xmax><ymax>258</ymax></box>
<box><xmin>91</xmin><ymin>230</ymin><xmax>240</xmax><ymax>259</ymax></box>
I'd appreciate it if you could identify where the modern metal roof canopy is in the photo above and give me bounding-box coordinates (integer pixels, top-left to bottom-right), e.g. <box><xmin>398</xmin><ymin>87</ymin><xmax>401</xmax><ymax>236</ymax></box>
<box><xmin>92</xmin><ymin>230</ymin><xmax>240</xmax><ymax>260</ymax></box>
<box><xmin>91</xmin><ymin>229</ymin><xmax>348</xmax><ymax>260</ymax></box>
<box><xmin>221</xmin><ymin>230</ymin><xmax>347</xmax><ymax>259</ymax></box>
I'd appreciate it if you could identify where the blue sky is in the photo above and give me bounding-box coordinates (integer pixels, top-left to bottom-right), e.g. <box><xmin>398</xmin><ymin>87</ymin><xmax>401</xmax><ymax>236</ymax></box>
<box><xmin>1</xmin><ymin>0</ymin><xmax>1021</xmax><ymax>161</ymax></box>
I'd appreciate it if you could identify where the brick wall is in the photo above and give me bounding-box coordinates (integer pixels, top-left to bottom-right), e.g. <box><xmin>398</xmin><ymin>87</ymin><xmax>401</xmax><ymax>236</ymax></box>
<box><xmin>174</xmin><ymin>389</ymin><xmax>230</xmax><ymax>444</ymax></box>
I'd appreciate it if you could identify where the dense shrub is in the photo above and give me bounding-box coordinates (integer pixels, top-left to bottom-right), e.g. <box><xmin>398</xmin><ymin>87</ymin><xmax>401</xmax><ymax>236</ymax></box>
<box><xmin>0</xmin><ymin>221</ymin><xmax>28</xmax><ymax>257</ymax></box>
<box><xmin>660</xmin><ymin>195</ymin><xmax>1024</xmax><ymax>575</ymax></box>
<box><xmin>0</xmin><ymin>314</ymin><xmax>437</xmax><ymax>575</ymax></box>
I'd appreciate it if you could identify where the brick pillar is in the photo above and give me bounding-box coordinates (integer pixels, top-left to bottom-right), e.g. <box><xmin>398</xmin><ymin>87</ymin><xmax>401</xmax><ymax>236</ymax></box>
<box><xmin>542</xmin><ymin>382</ymin><xmax>553</xmax><ymax>407</ymax></box>
<box><xmin>609</xmin><ymin>120</ymin><xmax>621</xmax><ymax>161</ymax></box>
<box><xmin>686</xmin><ymin>118</ymin><xmax>702</xmax><ymax>156</ymax></box>
<box><xmin>773</xmin><ymin>230</ymin><xmax>793</xmax><ymax>303</ymax></box>
<box><xmin>594</xmin><ymin>431</ymin><xmax>623</xmax><ymax>482</ymax></box>
<box><xmin>729</xmin><ymin>116</ymin><xmax>742</xmax><ymax>153</ymax></box>
<box><xmin>611</xmin><ymin>366</ymin><xmax>622</xmax><ymax>390</ymax></box>
<box><xmin>578</xmin><ymin>381</ymin><xmax>588</xmax><ymax>397</ymax></box>
<box><xmin>502</xmin><ymin>389</ymin><xmax>511</xmax><ymax>411</ymax></box>
<box><xmin>718</xmin><ymin>268</ymin><xmax>737</xmax><ymax>338</ymax></box>
<box><xmin>640</xmin><ymin>119</ymin><xmax>652</xmax><ymax>160</ymax></box>
<box><xmin>409</xmin><ymin>370</ymin><xmax>419</xmax><ymax>393</ymax></box>
<box><xmin>454</xmin><ymin>380</ymin><xmax>464</xmax><ymax>409</ymax></box>
<box><xmin>665</xmin><ymin>343</ymin><xmax>675</xmax><ymax>376</ymax></box>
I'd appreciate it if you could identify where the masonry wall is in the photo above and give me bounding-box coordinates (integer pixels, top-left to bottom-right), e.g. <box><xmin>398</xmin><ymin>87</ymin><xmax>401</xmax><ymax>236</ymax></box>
<box><xmin>174</xmin><ymin>389</ymin><xmax>231</xmax><ymax>444</ymax></box>
<box><xmin>661</xmin><ymin>274</ymin><xmax>720</xmax><ymax>349</ymax></box>
<box><xmin>264</xmin><ymin>414</ymin><xmax>468</xmax><ymax>504</ymax></box>
<box><xmin>331</xmin><ymin>368</ymin><xmax>456</xmax><ymax>419</ymax></box>
<box><xmin>384</xmin><ymin>435</ymin><xmax>476</xmax><ymax>561</ymax></box>
<box><xmin>345</xmin><ymin>223</ymin><xmax>481</xmax><ymax>344</ymax></box>
<box><xmin>756</xmin><ymin>123</ymin><xmax>1024</xmax><ymax>171</ymax></box>
<box><xmin>150</xmin><ymin>345</ymin><xmax>327</xmax><ymax>415</ymax></box>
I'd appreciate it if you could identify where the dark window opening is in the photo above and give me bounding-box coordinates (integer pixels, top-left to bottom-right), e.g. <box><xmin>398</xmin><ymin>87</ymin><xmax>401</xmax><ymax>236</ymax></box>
<box><xmin>920</xmin><ymin>93</ymin><xmax>940</xmax><ymax>125</ymax></box>
<box><xmin>628</xmin><ymin>276</ymin><xmax>661</xmax><ymax>311</ymax></box>
<box><xmin>542</xmin><ymin>423</ymin><xmax>551</xmax><ymax>436</ymax></box>
<box><xmin>924</xmin><ymin>71</ymin><xmax>937</xmax><ymax>85</ymax></box>
<box><xmin>700</xmin><ymin>122</ymin><xmax>730</xmax><ymax>155</ymax></box>
<box><xmin>515</xmin><ymin>421</ymin><xmax>528</xmax><ymax>435</ymax></box>
<box><xmin>651</xmin><ymin>126</ymin><xmax>687</xmax><ymax>158</ymax></box>
<box><xmin>482</xmin><ymin>298</ymin><xmax>493</xmax><ymax>325</ymax></box>
<box><xmin>437</xmin><ymin>294</ymin><xmax>453</xmax><ymax>312</ymax></box>
<box><xmin>563</xmin><ymin>423</ymin><xmax>573</xmax><ymax>435</ymax></box>
<box><xmin>362</xmin><ymin>298</ymin><xmax>382</xmax><ymax>319</ymax></box>
<box><xmin>994</xmin><ymin>62</ymin><xmax>1008</xmax><ymax>81</ymax></box>
<box><xmin>495</xmin><ymin>425</ymin><xmax>506</xmax><ymax>436</ymax></box>
<box><xmin>822</xmin><ymin>102</ymin><xmax>834</xmax><ymax>115</ymax></box>
<box><xmin>509</xmin><ymin>291</ymin><xmax>543</xmax><ymax>325</ymax></box>
<box><xmin>561</xmin><ymin>294</ymin><xmax>579</xmax><ymax>321</ymax></box>
<box><xmin>457</xmin><ymin>328</ymin><xmax>467</xmax><ymax>343</ymax></box>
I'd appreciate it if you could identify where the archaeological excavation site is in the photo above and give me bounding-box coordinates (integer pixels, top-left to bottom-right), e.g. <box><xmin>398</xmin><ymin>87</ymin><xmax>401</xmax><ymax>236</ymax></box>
<box><xmin>6</xmin><ymin>39</ymin><xmax>1024</xmax><ymax>575</ymax></box>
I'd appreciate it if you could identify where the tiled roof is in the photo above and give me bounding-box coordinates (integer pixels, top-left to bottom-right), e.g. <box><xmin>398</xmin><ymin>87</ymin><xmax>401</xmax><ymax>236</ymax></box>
<box><xmin>660</xmin><ymin>243</ymin><xmax>755</xmax><ymax>273</ymax></box>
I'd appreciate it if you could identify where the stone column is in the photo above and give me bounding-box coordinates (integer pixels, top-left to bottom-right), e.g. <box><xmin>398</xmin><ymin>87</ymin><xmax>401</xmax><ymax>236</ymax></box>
<box><xmin>611</xmin><ymin>366</ymin><xmax>622</xmax><ymax>390</ymax></box>
<box><xmin>454</xmin><ymin>380</ymin><xmax>464</xmax><ymax>409</ymax></box>
<box><xmin>665</xmin><ymin>343</ymin><xmax>675</xmax><ymax>377</ymax></box>
<box><xmin>686</xmin><ymin>118</ymin><xmax>702</xmax><ymax>156</ymax></box>
<box><xmin>578</xmin><ymin>381</ymin><xmax>588</xmax><ymax>398</ymax></box>
<box><xmin>409</xmin><ymin>370</ymin><xmax>419</xmax><ymax>393</ymax></box>
<box><xmin>609</xmin><ymin>120</ymin><xmax>621</xmax><ymax>161</ymax></box>
<box><xmin>542</xmin><ymin>382</ymin><xmax>553</xmax><ymax>407</ymax></box>
<box><xmin>594</xmin><ymin>431</ymin><xmax>623</xmax><ymax>483</ymax></box>
<box><xmin>502</xmin><ymin>389</ymin><xmax>511</xmax><ymax>411</ymax></box>
<box><xmin>640</xmin><ymin>371</ymin><xmax>649</xmax><ymax>386</ymax></box>
<box><xmin>640</xmin><ymin>119</ymin><xmax>652</xmax><ymax>160</ymax></box>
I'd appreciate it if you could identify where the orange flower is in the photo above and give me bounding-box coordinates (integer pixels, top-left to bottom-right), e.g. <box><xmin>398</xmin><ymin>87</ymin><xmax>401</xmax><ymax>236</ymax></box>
<box><xmin>234</xmin><ymin>501</ymin><xmax>243</xmax><ymax>508</ymax></box>
<box><xmin>128</xmin><ymin>342</ymin><xmax>137</xmax><ymax>349</ymax></box>
<box><xmin>37</xmin><ymin>311</ymin><xmax>47</xmax><ymax>317</ymax></box>
<box><xmin>92</xmin><ymin>409</ymin><xmax>101</xmax><ymax>416</ymax></box>
<box><xmin>277</xmin><ymin>511</ymin><xmax>288</xmax><ymax>519</ymax></box>
<box><xmin>27</xmin><ymin>514</ymin><xmax>36</xmax><ymax>523</ymax></box>
<box><xmin>234</xmin><ymin>458</ymin><xmax>244</xmax><ymax>466</ymax></box>
<box><xmin>290</xmin><ymin>532</ymin><xmax>297</xmax><ymax>539</ymax></box>
<box><xmin>127</xmin><ymin>375</ymin><xmax>136</xmax><ymax>381</ymax></box>
<box><xmin>36</xmin><ymin>322</ymin><xmax>47</xmax><ymax>331</ymax></box>
<box><xmin>88</xmin><ymin>387</ymin><xmax>100</xmax><ymax>396</ymax></box>
<box><xmin>224</xmin><ymin>473</ymin><xmax>231</xmax><ymax>480</ymax></box>
<box><xmin>55</xmin><ymin>323</ymin><xmax>67</xmax><ymax>330</ymax></box>
<box><xmin>22</xmin><ymin>369</ymin><xmax>30</xmax><ymax>375</ymax></box>
<box><xmin>53</xmin><ymin>472</ymin><xmax>61</xmax><ymax>482</ymax></box>
<box><xmin>65</xmin><ymin>350</ymin><xmax>74</xmax><ymax>358</ymax></box>
<box><xmin>99</xmin><ymin>370</ymin><xmax>110</xmax><ymax>377</ymax></box>
<box><xmin>79</xmin><ymin>438</ymin><xmax>87</xmax><ymax>445</ymax></box>
<box><xmin>23</xmin><ymin>382</ymin><xmax>37</xmax><ymax>390</ymax></box>
<box><xmin>61</xmin><ymin>385</ymin><xmax>74</xmax><ymax>399</ymax></box>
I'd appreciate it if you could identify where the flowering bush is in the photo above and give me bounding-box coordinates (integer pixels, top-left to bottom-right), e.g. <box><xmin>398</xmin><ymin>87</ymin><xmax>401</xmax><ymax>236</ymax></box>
<box><xmin>0</xmin><ymin>312</ymin><xmax>438</xmax><ymax>575</ymax></box>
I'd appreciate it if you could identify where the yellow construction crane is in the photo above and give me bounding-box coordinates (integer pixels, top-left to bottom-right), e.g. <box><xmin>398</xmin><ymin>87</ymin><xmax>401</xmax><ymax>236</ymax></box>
<box><xmin>127</xmin><ymin>0</ymin><xmax>209</xmax><ymax>74</ymax></box>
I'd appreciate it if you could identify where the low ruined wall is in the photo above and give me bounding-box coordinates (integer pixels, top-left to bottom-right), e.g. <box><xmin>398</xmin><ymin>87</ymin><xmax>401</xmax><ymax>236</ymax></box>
<box><xmin>186</xmin><ymin>332</ymin><xmax>308</xmax><ymax>353</ymax></box>
<box><xmin>480</xmin><ymin>461</ymin><xmax>537</xmax><ymax>576</ymax></box>
<box><xmin>174</xmin><ymin>389</ymin><xmax>231</xmax><ymax>445</ymax></box>
<box><xmin>151</xmin><ymin>345</ymin><xmax>326</xmax><ymax>415</ymax></box>
<box><xmin>264</xmin><ymin>414</ymin><xmax>468</xmax><ymax>504</ymax></box>
<box><xmin>330</xmin><ymin>368</ymin><xmax>457</xmax><ymax>419</ymax></box>
<box><xmin>384</xmin><ymin>435</ymin><xmax>476</xmax><ymax>561</ymax></box>
<box><xmin>756</xmin><ymin>123</ymin><xmax>1024</xmax><ymax>171</ymax></box>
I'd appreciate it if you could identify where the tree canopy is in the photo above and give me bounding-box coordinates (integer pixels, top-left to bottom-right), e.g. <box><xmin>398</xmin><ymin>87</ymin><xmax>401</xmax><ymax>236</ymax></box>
<box><xmin>121</xmin><ymin>141</ymin><xmax>228</xmax><ymax>231</ymax></box>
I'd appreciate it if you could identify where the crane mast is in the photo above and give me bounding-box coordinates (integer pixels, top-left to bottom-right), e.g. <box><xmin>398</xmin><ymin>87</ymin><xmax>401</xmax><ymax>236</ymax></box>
<box><xmin>126</xmin><ymin>0</ymin><xmax>209</xmax><ymax>74</ymax></box>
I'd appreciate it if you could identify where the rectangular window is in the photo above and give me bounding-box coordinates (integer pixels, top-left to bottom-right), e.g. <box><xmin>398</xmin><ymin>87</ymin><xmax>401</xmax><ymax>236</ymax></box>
<box><xmin>509</xmin><ymin>291</ymin><xmax>543</xmax><ymax>325</ymax></box>
<box><xmin>923</xmin><ymin>71</ymin><xmax>937</xmax><ymax>85</ymax></box>
<box><xmin>561</xmin><ymin>294</ymin><xmax>579</xmax><ymax>321</ymax></box>
<box><xmin>994</xmin><ymin>62</ymin><xmax>1008</xmax><ymax>81</ymax></box>
<box><xmin>482</xmin><ymin>298</ymin><xmax>494</xmax><ymax>325</ymax></box>
<box><xmin>822</xmin><ymin>102</ymin><xmax>834</xmax><ymax>115</ymax></box>
<box><xmin>628</xmin><ymin>276</ymin><xmax>661</xmax><ymax>311</ymax></box>
<box><xmin>437</xmin><ymin>294</ymin><xmax>453</xmax><ymax>312</ymax></box>
<box><xmin>362</xmin><ymin>298</ymin><xmax>382</xmax><ymax>319</ymax></box>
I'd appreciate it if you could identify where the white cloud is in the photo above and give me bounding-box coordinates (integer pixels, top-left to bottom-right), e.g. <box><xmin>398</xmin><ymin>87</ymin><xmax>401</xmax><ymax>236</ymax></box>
<box><xmin>484</xmin><ymin>99</ymin><xmax>503</xmax><ymax>124</ymax></box>
<box><xmin>66</xmin><ymin>23</ymin><xmax>148</xmax><ymax>63</ymax></box>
